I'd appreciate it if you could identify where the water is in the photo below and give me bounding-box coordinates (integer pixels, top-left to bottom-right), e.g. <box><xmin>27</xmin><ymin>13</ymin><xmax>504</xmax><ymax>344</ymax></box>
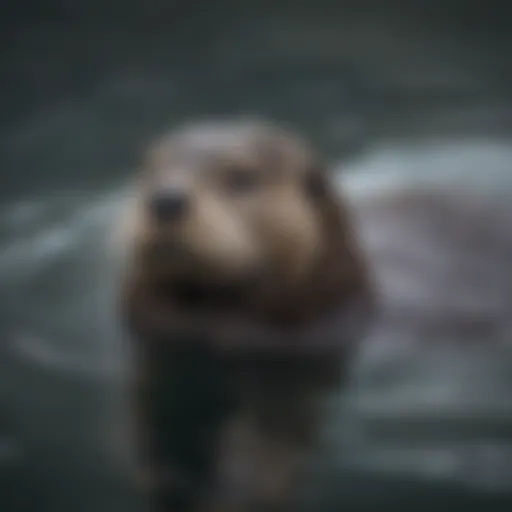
<box><xmin>1</xmin><ymin>2</ymin><xmax>512</xmax><ymax>511</ymax></box>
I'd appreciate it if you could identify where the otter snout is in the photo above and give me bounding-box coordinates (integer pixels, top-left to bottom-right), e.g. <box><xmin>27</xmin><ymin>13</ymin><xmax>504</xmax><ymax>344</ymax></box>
<box><xmin>148</xmin><ymin>188</ymin><xmax>191</xmax><ymax>223</ymax></box>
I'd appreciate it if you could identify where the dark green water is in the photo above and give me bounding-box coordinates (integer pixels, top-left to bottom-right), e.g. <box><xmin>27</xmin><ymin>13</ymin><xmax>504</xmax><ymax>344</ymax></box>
<box><xmin>1</xmin><ymin>2</ymin><xmax>512</xmax><ymax>511</ymax></box>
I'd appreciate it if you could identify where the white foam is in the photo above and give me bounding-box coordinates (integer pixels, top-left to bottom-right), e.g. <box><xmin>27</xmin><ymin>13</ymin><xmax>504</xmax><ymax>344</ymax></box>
<box><xmin>338</xmin><ymin>139</ymin><xmax>512</xmax><ymax>199</ymax></box>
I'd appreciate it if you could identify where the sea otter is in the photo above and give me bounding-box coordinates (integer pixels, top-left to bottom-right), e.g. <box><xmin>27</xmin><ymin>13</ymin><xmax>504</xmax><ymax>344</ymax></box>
<box><xmin>116</xmin><ymin>119</ymin><xmax>375</xmax><ymax>512</ymax></box>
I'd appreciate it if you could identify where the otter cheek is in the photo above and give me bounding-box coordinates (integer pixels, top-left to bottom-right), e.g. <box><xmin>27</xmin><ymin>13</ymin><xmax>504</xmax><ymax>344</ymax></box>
<box><xmin>258</xmin><ymin>194</ymin><xmax>322</xmax><ymax>280</ymax></box>
<box><xmin>181</xmin><ymin>196</ymin><xmax>263</xmax><ymax>278</ymax></box>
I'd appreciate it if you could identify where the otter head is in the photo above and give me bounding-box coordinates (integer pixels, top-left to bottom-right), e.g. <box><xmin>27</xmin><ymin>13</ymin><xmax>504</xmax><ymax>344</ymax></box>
<box><xmin>126</xmin><ymin>119</ymin><xmax>370</xmax><ymax>325</ymax></box>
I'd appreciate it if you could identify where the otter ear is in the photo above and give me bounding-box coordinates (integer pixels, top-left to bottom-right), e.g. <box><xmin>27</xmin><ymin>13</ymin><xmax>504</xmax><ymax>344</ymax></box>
<box><xmin>304</xmin><ymin>172</ymin><xmax>328</xmax><ymax>200</ymax></box>
<box><xmin>304</xmin><ymin>158</ymin><xmax>331</xmax><ymax>200</ymax></box>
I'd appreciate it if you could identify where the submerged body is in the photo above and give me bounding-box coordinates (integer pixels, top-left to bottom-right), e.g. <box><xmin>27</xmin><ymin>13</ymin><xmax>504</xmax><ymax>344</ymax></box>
<box><xmin>355</xmin><ymin>188</ymin><xmax>512</xmax><ymax>348</ymax></box>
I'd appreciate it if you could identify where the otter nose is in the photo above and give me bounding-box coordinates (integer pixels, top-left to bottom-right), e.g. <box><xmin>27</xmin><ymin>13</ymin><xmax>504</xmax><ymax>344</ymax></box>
<box><xmin>149</xmin><ymin>189</ymin><xmax>190</xmax><ymax>222</ymax></box>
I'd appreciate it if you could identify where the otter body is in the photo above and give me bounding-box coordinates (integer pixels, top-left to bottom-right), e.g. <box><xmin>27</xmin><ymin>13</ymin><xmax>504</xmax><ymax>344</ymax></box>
<box><xmin>119</xmin><ymin>120</ymin><xmax>374</xmax><ymax>511</ymax></box>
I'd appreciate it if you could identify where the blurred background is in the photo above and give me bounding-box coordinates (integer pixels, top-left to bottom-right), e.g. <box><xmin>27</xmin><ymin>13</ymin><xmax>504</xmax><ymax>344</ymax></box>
<box><xmin>1</xmin><ymin>1</ymin><xmax>512</xmax><ymax>511</ymax></box>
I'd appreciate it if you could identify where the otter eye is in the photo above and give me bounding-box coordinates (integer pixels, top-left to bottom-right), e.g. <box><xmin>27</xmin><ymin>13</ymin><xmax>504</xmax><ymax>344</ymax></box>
<box><xmin>305</xmin><ymin>173</ymin><xmax>327</xmax><ymax>199</ymax></box>
<box><xmin>224</xmin><ymin>168</ymin><xmax>259</xmax><ymax>193</ymax></box>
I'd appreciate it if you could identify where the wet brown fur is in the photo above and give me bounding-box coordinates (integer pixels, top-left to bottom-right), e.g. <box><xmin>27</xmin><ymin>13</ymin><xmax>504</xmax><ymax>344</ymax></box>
<box><xmin>118</xmin><ymin>120</ymin><xmax>374</xmax><ymax>512</ymax></box>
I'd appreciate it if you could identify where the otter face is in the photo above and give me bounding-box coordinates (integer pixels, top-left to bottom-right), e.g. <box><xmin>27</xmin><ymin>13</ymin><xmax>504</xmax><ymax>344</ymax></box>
<box><xmin>128</xmin><ymin>121</ymin><xmax>344</xmax><ymax>302</ymax></box>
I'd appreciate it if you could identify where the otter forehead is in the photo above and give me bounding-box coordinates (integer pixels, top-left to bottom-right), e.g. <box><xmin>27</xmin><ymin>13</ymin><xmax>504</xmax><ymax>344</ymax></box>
<box><xmin>144</xmin><ymin>120</ymin><xmax>314</xmax><ymax>176</ymax></box>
